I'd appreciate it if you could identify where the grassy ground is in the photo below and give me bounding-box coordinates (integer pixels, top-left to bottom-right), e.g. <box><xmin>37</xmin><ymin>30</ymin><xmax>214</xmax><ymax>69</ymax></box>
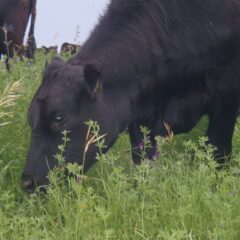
<box><xmin>0</xmin><ymin>54</ymin><xmax>240</xmax><ymax>240</ymax></box>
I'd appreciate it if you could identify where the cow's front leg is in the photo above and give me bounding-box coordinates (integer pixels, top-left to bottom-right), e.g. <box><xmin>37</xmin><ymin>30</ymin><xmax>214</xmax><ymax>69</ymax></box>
<box><xmin>206</xmin><ymin>95</ymin><xmax>238</xmax><ymax>166</ymax></box>
<box><xmin>128</xmin><ymin>123</ymin><xmax>158</xmax><ymax>165</ymax></box>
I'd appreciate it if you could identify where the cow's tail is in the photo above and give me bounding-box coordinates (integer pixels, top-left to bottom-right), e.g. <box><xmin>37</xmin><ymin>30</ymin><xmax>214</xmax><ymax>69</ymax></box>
<box><xmin>26</xmin><ymin>0</ymin><xmax>37</xmax><ymax>59</ymax></box>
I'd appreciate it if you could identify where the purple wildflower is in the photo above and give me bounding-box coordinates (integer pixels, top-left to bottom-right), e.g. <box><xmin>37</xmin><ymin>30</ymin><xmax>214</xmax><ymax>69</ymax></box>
<box><xmin>139</xmin><ymin>141</ymin><xmax>144</xmax><ymax>151</ymax></box>
<box><xmin>76</xmin><ymin>175</ymin><xmax>81</xmax><ymax>184</ymax></box>
<box><xmin>154</xmin><ymin>151</ymin><xmax>160</xmax><ymax>158</ymax></box>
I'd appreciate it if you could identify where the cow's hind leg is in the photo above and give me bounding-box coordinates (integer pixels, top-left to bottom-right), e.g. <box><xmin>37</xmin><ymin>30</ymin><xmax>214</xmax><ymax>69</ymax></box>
<box><xmin>206</xmin><ymin>92</ymin><xmax>239</xmax><ymax>166</ymax></box>
<box><xmin>128</xmin><ymin>122</ymin><xmax>158</xmax><ymax>165</ymax></box>
<box><xmin>5</xmin><ymin>41</ymin><xmax>14</xmax><ymax>71</ymax></box>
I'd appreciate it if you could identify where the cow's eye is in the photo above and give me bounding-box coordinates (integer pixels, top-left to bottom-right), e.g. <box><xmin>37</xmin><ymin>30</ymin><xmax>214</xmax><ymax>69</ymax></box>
<box><xmin>54</xmin><ymin>113</ymin><xmax>65</xmax><ymax>123</ymax></box>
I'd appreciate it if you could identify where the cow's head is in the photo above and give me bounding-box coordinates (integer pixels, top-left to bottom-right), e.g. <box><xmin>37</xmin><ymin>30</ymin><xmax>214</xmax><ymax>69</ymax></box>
<box><xmin>22</xmin><ymin>57</ymin><xmax>119</xmax><ymax>193</ymax></box>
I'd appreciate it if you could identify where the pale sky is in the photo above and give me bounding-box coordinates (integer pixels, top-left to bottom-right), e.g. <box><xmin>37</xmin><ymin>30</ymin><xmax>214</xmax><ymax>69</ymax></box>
<box><xmin>33</xmin><ymin>0</ymin><xmax>110</xmax><ymax>48</ymax></box>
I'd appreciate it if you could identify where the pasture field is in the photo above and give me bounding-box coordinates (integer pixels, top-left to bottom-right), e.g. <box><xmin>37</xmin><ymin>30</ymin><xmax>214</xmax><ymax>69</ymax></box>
<box><xmin>0</xmin><ymin>54</ymin><xmax>240</xmax><ymax>240</ymax></box>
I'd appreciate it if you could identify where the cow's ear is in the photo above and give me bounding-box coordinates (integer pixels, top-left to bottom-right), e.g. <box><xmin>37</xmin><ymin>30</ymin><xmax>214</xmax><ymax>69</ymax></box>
<box><xmin>83</xmin><ymin>63</ymin><xmax>102</xmax><ymax>99</ymax></box>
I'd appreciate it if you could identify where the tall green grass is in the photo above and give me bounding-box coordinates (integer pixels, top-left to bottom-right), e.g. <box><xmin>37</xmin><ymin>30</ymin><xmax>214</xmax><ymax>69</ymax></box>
<box><xmin>0</xmin><ymin>55</ymin><xmax>240</xmax><ymax>239</ymax></box>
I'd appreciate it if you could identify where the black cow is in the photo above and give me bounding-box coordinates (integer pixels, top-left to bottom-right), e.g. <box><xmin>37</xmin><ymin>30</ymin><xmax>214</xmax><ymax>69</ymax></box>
<box><xmin>60</xmin><ymin>42</ymin><xmax>80</xmax><ymax>56</ymax></box>
<box><xmin>0</xmin><ymin>0</ymin><xmax>36</xmax><ymax>67</ymax></box>
<box><xmin>22</xmin><ymin>0</ymin><xmax>240</xmax><ymax>193</ymax></box>
<box><xmin>40</xmin><ymin>45</ymin><xmax>58</xmax><ymax>55</ymax></box>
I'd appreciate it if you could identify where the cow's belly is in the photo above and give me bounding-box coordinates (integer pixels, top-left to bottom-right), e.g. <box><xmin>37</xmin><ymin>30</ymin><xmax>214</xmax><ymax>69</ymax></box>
<box><xmin>152</xmin><ymin>90</ymin><xmax>210</xmax><ymax>136</ymax></box>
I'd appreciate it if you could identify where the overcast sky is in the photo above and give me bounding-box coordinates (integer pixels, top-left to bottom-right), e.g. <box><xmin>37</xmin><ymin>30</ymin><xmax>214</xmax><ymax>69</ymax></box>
<box><xmin>34</xmin><ymin>0</ymin><xmax>110</xmax><ymax>48</ymax></box>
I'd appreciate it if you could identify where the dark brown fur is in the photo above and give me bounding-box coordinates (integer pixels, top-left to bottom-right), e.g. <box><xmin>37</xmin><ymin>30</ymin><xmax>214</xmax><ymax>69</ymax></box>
<box><xmin>0</xmin><ymin>0</ymin><xmax>37</xmax><ymax>68</ymax></box>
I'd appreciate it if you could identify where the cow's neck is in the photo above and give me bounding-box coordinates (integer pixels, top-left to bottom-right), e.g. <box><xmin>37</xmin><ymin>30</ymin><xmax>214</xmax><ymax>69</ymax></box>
<box><xmin>70</xmin><ymin>8</ymin><xmax>163</xmax><ymax>130</ymax></box>
<box><xmin>71</xmin><ymin>45</ymin><xmax>158</xmax><ymax>132</ymax></box>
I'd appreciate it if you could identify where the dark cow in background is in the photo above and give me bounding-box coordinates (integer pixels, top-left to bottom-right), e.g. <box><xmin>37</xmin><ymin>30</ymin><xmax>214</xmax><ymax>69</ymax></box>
<box><xmin>22</xmin><ymin>0</ymin><xmax>240</xmax><ymax>193</ymax></box>
<box><xmin>0</xmin><ymin>0</ymin><xmax>36</xmax><ymax>68</ymax></box>
<box><xmin>41</xmin><ymin>45</ymin><xmax>58</xmax><ymax>55</ymax></box>
<box><xmin>60</xmin><ymin>42</ymin><xmax>80</xmax><ymax>55</ymax></box>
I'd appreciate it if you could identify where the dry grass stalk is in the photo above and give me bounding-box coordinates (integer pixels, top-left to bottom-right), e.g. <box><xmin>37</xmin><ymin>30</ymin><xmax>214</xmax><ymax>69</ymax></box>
<box><xmin>0</xmin><ymin>80</ymin><xmax>22</xmax><ymax>127</ymax></box>
<box><xmin>82</xmin><ymin>125</ymin><xmax>106</xmax><ymax>168</ymax></box>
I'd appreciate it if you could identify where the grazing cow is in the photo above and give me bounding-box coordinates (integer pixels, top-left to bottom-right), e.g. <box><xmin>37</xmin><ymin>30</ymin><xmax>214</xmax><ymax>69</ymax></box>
<box><xmin>0</xmin><ymin>0</ymin><xmax>37</xmax><ymax>66</ymax></box>
<box><xmin>41</xmin><ymin>45</ymin><xmax>58</xmax><ymax>55</ymax></box>
<box><xmin>22</xmin><ymin>0</ymin><xmax>240</xmax><ymax>193</ymax></box>
<box><xmin>60</xmin><ymin>42</ymin><xmax>80</xmax><ymax>55</ymax></box>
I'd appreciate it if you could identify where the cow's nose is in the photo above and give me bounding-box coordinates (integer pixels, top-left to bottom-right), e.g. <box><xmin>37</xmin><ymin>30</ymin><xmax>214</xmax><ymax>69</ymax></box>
<box><xmin>21</xmin><ymin>174</ymin><xmax>35</xmax><ymax>193</ymax></box>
